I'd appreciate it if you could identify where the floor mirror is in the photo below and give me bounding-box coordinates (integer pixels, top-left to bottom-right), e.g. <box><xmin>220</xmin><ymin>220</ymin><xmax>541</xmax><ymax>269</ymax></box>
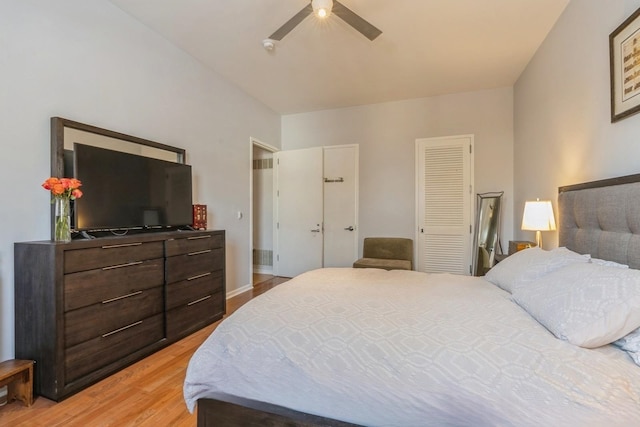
<box><xmin>472</xmin><ymin>191</ymin><xmax>503</xmax><ymax>276</ymax></box>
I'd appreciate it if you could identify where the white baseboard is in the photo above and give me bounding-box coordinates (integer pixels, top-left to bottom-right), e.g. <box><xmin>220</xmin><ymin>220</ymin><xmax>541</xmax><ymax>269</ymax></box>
<box><xmin>252</xmin><ymin>266</ymin><xmax>273</xmax><ymax>275</ymax></box>
<box><xmin>226</xmin><ymin>283</ymin><xmax>253</xmax><ymax>300</ymax></box>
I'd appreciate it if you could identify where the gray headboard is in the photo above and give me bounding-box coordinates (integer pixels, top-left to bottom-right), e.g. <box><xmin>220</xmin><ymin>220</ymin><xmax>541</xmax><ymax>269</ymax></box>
<box><xmin>558</xmin><ymin>173</ymin><xmax>640</xmax><ymax>269</ymax></box>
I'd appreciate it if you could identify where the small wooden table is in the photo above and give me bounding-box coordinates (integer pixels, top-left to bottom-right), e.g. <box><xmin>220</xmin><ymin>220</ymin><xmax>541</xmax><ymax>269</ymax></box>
<box><xmin>0</xmin><ymin>359</ymin><xmax>34</xmax><ymax>407</ymax></box>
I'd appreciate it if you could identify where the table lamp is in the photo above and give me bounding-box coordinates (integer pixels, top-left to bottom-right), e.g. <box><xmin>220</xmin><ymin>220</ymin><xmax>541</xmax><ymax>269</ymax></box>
<box><xmin>521</xmin><ymin>199</ymin><xmax>556</xmax><ymax>249</ymax></box>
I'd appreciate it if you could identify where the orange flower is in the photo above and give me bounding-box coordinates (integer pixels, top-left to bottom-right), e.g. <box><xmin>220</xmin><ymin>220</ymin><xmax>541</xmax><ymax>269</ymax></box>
<box><xmin>42</xmin><ymin>177</ymin><xmax>83</xmax><ymax>200</ymax></box>
<box><xmin>42</xmin><ymin>177</ymin><xmax>60</xmax><ymax>191</ymax></box>
<box><xmin>51</xmin><ymin>183</ymin><xmax>65</xmax><ymax>196</ymax></box>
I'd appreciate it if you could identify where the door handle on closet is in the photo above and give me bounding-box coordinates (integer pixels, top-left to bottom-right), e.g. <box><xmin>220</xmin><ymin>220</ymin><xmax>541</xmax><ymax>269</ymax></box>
<box><xmin>311</xmin><ymin>229</ymin><xmax>321</xmax><ymax>232</ymax></box>
<box><xmin>344</xmin><ymin>226</ymin><xmax>355</xmax><ymax>231</ymax></box>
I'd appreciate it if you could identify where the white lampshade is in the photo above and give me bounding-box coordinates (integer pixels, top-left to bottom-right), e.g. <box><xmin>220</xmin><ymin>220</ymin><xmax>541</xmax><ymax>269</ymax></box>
<box><xmin>522</xmin><ymin>200</ymin><xmax>556</xmax><ymax>231</ymax></box>
<box><xmin>312</xmin><ymin>0</ymin><xmax>333</xmax><ymax>18</ymax></box>
<box><xmin>521</xmin><ymin>200</ymin><xmax>556</xmax><ymax>248</ymax></box>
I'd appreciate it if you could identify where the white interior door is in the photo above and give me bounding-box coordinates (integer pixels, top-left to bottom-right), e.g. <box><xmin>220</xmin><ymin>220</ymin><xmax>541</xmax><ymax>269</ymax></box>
<box><xmin>416</xmin><ymin>136</ymin><xmax>474</xmax><ymax>274</ymax></box>
<box><xmin>274</xmin><ymin>147</ymin><xmax>324</xmax><ymax>277</ymax></box>
<box><xmin>323</xmin><ymin>145</ymin><xmax>358</xmax><ymax>267</ymax></box>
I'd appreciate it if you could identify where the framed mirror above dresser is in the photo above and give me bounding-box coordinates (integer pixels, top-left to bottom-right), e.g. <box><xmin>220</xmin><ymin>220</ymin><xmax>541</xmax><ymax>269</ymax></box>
<box><xmin>51</xmin><ymin>117</ymin><xmax>193</xmax><ymax>238</ymax></box>
<box><xmin>51</xmin><ymin>116</ymin><xmax>185</xmax><ymax>175</ymax></box>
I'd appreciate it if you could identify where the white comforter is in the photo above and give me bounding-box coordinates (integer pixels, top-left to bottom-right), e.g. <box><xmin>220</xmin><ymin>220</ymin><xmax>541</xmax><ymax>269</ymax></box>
<box><xmin>184</xmin><ymin>268</ymin><xmax>640</xmax><ymax>426</ymax></box>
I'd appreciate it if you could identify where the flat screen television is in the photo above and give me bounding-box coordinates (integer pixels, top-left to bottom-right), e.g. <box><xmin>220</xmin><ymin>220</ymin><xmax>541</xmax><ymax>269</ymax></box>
<box><xmin>73</xmin><ymin>143</ymin><xmax>193</xmax><ymax>231</ymax></box>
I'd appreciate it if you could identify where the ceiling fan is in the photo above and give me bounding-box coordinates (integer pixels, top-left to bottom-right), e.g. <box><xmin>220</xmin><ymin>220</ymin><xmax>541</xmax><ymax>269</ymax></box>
<box><xmin>267</xmin><ymin>0</ymin><xmax>382</xmax><ymax>43</ymax></box>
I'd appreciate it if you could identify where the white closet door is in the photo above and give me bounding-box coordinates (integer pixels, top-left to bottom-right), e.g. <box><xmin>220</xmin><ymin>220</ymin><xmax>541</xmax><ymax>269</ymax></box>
<box><xmin>323</xmin><ymin>145</ymin><xmax>358</xmax><ymax>267</ymax></box>
<box><xmin>416</xmin><ymin>136</ymin><xmax>474</xmax><ymax>274</ymax></box>
<box><xmin>274</xmin><ymin>147</ymin><xmax>324</xmax><ymax>278</ymax></box>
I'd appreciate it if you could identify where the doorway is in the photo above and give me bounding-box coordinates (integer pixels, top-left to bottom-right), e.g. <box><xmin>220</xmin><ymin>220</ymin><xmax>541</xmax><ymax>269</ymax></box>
<box><xmin>250</xmin><ymin>138</ymin><xmax>278</xmax><ymax>287</ymax></box>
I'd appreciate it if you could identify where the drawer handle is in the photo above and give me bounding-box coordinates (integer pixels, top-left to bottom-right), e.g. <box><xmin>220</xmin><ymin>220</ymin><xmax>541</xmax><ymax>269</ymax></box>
<box><xmin>102</xmin><ymin>320</ymin><xmax>143</xmax><ymax>338</ymax></box>
<box><xmin>187</xmin><ymin>295</ymin><xmax>212</xmax><ymax>306</ymax></box>
<box><xmin>102</xmin><ymin>290</ymin><xmax>143</xmax><ymax>304</ymax></box>
<box><xmin>188</xmin><ymin>249</ymin><xmax>211</xmax><ymax>256</ymax></box>
<box><xmin>188</xmin><ymin>235</ymin><xmax>211</xmax><ymax>240</ymax></box>
<box><xmin>102</xmin><ymin>261</ymin><xmax>143</xmax><ymax>270</ymax></box>
<box><xmin>187</xmin><ymin>272</ymin><xmax>211</xmax><ymax>281</ymax></box>
<box><xmin>101</xmin><ymin>242</ymin><xmax>143</xmax><ymax>249</ymax></box>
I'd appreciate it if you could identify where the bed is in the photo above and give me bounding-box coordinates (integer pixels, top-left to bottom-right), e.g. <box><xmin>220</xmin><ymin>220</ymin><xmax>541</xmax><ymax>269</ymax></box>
<box><xmin>184</xmin><ymin>174</ymin><xmax>640</xmax><ymax>426</ymax></box>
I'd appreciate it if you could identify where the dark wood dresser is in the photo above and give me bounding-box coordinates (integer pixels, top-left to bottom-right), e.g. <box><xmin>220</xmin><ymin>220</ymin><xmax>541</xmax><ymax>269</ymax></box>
<box><xmin>165</xmin><ymin>232</ymin><xmax>226</xmax><ymax>340</ymax></box>
<box><xmin>14</xmin><ymin>229</ymin><xmax>225</xmax><ymax>401</ymax></box>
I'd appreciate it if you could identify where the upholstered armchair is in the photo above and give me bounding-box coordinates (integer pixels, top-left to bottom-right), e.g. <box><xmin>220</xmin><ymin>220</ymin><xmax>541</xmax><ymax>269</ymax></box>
<box><xmin>353</xmin><ymin>237</ymin><xmax>413</xmax><ymax>271</ymax></box>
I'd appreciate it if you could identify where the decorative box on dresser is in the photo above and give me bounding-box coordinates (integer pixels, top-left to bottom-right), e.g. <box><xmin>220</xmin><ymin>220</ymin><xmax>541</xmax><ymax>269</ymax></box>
<box><xmin>14</xmin><ymin>229</ymin><xmax>225</xmax><ymax>401</ymax></box>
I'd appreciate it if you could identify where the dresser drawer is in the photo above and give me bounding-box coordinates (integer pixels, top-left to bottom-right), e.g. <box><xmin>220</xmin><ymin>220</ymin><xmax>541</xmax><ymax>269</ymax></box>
<box><xmin>65</xmin><ymin>313</ymin><xmax>164</xmax><ymax>383</ymax></box>
<box><xmin>64</xmin><ymin>241</ymin><xmax>164</xmax><ymax>274</ymax></box>
<box><xmin>165</xmin><ymin>248</ymin><xmax>223</xmax><ymax>283</ymax></box>
<box><xmin>166</xmin><ymin>270</ymin><xmax>223</xmax><ymax>311</ymax></box>
<box><xmin>65</xmin><ymin>286</ymin><xmax>163</xmax><ymax>348</ymax></box>
<box><xmin>165</xmin><ymin>233</ymin><xmax>223</xmax><ymax>257</ymax></box>
<box><xmin>64</xmin><ymin>258</ymin><xmax>164</xmax><ymax>311</ymax></box>
<box><xmin>166</xmin><ymin>292</ymin><xmax>224</xmax><ymax>339</ymax></box>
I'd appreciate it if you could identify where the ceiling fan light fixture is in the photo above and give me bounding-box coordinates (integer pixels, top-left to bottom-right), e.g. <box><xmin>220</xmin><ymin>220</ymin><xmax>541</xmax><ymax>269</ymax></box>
<box><xmin>312</xmin><ymin>0</ymin><xmax>333</xmax><ymax>19</ymax></box>
<box><xmin>268</xmin><ymin>0</ymin><xmax>381</xmax><ymax>42</ymax></box>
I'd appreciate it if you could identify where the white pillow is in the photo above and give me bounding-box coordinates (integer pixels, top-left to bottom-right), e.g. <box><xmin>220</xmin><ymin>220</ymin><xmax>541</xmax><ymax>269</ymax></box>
<box><xmin>590</xmin><ymin>258</ymin><xmax>629</xmax><ymax>268</ymax></box>
<box><xmin>512</xmin><ymin>263</ymin><xmax>640</xmax><ymax>348</ymax></box>
<box><xmin>484</xmin><ymin>247</ymin><xmax>589</xmax><ymax>293</ymax></box>
<box><xmin>614</xmin><ymin>327</ymin><xmax>640</xmax><ymax>366</ymax></box>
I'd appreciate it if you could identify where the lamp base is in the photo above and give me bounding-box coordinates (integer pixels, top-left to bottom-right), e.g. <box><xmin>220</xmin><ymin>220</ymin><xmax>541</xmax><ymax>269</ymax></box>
<box><xmin>535</xmin><ymin>230</ymin><xmax>542</xmax><ymax>249</ymax></box>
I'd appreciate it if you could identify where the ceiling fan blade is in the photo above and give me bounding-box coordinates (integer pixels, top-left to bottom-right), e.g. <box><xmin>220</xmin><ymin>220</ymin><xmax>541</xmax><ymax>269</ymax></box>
<box><xmin>269</xmin><ymin>4</ymin><xmax>313</xmax><ymax>41</ymax></box>
<box><xmin>332</xmin><ymin>0</ymin><xmax>382</xmax><ymax>41</ymax></box>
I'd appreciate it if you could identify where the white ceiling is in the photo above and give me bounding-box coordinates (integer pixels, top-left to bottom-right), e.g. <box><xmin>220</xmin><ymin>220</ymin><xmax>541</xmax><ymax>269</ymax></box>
<box><xmin>108</xmin><ymin>0</ymin><xmax>569</xmax><ymax>115</ymax></box>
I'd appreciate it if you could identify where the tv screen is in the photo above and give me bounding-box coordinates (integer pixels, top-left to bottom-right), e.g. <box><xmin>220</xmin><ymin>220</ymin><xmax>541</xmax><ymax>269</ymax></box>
<box><xmin>73</xmin><ymin>143</ymin><xmax>193</xmax><ymax>231</ymax></box>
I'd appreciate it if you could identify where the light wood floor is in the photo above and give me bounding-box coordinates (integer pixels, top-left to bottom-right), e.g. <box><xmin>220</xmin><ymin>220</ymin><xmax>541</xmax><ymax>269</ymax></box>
<box><xmin>0</xmin><ymin>274</ymin><xmax>289</xmax><ymax>427</ymax></box>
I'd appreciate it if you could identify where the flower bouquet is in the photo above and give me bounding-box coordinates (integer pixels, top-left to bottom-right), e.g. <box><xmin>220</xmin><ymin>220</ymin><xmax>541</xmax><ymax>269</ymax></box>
<box><xmin>42</xmin><ymin>177</ymin><xmax>83</xmax><ymax>242</ymax></box>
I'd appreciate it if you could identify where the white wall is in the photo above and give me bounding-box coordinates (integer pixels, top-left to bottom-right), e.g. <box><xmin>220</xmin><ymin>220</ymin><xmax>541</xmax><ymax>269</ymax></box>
<box><xmin>514</xmin><ymin>0</ymin><xmax>640</xmax><ymax>247</ymax></box>
<box><xmin>0</xmin><ymin>0</ymin><xmax>280</xmax><ymax>360</ymax></box>
<box><xmin>282</xmin><ymin>88</ymin><xmax>515</xmax><ymax>256</ymax></box>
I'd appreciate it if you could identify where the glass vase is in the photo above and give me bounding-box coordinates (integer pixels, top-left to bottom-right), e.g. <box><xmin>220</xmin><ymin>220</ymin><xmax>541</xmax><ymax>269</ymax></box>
<box><xmin>54</xmin><ymin>197</ymin><xmax>71</xmax><ymax>243</ymax></box>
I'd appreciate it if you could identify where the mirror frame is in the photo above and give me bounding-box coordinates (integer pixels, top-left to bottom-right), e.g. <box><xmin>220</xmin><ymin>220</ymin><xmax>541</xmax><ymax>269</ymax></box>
<box><xmin>472</xmin><ymin>191</ymin><xmax>504</xmax><ymax>276</ymax></box>
<box><xmin>51</xmin><ymin>117</ymin><xmax>185</xmax><ymax>177</ymax></box>
<box><xmin>49</xmin><ymin>117</ymin><xmax>186</xmax><ymax>239</ymax></box>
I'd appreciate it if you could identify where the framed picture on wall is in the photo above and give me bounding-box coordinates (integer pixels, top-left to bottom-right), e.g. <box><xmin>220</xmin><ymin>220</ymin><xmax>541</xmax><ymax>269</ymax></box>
<box><xmin>610</xmin><ymin>7</ymin><xmax>640</xmax><ymax>122</ymax></box>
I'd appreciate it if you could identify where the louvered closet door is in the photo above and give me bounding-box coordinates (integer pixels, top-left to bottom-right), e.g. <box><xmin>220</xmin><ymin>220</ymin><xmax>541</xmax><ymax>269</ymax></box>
<box><xmin>416</xmin><ymin>136</ymin><xmax>474</xmax><ymax>274</ymax></box>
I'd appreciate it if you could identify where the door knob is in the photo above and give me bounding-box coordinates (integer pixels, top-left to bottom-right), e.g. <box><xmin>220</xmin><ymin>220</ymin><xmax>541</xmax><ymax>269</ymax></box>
<box><xmin>311</xmin><ymin>229</ymin><xmax>321</xmax><ymax>232</ymax></box>
<box><xmin>344</xmin><ymin>226</ymin><xmax>354</xmax><ymax>231</ymax></box>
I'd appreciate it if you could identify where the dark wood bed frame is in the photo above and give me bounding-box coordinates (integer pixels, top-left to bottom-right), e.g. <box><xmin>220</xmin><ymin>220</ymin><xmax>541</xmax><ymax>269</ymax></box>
<box><xmin>196</xmin><ymin>172</ymin><xmax>640</xmax><ymax>427</ymax></box>
<box><xmin>197</xmin><ymin>393</ymin><xmax>361</xmax><ymax>426</ymax></box>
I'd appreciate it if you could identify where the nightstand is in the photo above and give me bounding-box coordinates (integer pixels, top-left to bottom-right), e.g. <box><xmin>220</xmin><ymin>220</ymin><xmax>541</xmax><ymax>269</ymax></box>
<box><xmin>491</xmin><ymin>241</ymin><xmax>536</xmax><ymax>266</ymax></box>
<box><xmin>508</xmin><ymin>240</ymin><xmax>536</xmax><ymax>255</ymax></box>
<box><xmin>494</xmin><ymin>253</ymin><xmax>509</xmax><ymax>264</ymax></box>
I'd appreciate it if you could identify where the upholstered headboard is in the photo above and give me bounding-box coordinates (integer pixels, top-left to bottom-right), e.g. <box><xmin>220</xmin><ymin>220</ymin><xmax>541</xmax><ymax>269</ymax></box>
<box><xmin>558</xmin><ymin>173</ymin><xmax>640</xmax><ymax>269</ymax></box>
